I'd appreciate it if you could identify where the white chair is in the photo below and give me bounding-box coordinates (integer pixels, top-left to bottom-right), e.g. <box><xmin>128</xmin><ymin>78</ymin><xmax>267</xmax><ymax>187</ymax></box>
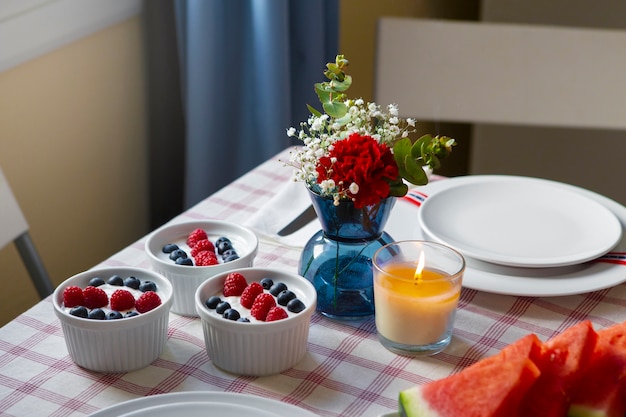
<box><xmin>375</xmin><ymin>17</ymin><xmax>626</xmax><ymax>130</ymax></box>
<box><xmin>374</xmin><ymin>17</ymin><xmax>626</xmax><ymax>204</ymax></box>
<box><xmin>0</xmin><ymin>167</ymin><xmax>54</xmax><ymax>298</ymax></box>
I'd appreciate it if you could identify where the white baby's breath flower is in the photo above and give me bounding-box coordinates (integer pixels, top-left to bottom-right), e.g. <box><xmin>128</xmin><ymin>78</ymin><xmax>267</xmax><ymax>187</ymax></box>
<box><xmin>348</xmin><ymin>182</ymin><xmax>359</xmax><ymax>194</ymax></box>
<box><xmin>320</xmin><ymin>179</ymin><xmax>336</xmax><ymax>193</ymax></box>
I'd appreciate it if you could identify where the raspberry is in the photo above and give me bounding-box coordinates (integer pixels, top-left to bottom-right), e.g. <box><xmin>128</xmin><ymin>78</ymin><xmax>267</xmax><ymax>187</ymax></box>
<box><xmin>265</xmin><ymin>306</ymin><xmax>288</xmax><ymax>322</ymax></box>
<box><xmin>250</xmin><ymin>293</ymin><xmax>276</xmax><ymax>321</ymax></box>
<box><xmin>83</xmin><ymin>286</ymin><xmax>108</xmax><ymax>309</ymax></box>
<box><xmin>186</xmin><ymin>228</ymin><xmax>208</xmax><ymax>248</ymax></box>
<box><xmin>223</xmin><ymin>272</ymin><xmax>247</xmax><ymax>296</ymax></box>
<box><xmin>135</xmin><ymin>291</ymin><xmax>162</xmax><ymax>313</ymax></box>
<box><xmin>191</xmin><ymin>239</ymin><xmax>215</xmax><ymax>257</ymax></box>
<box><xmin>240</xmin><ymin>282</ymin><xmax>264</xmax><ymax>309</ymax></box>
<box><xmin>110</xmin><ymin>289</ymin><xmax>135</xmax><ymax>311</ymax></box>
<box><xmin>63</xmin><ymin>286</ymin><xmax>85</xmax><ymax>308</ymax></box>
<box><xmin>194</xmin><ymin>250</ymin><xmax>218</xmax><ymax>266</ymax></box>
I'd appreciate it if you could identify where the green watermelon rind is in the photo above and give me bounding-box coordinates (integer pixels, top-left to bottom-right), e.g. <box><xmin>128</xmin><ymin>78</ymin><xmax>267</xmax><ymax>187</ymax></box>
<box><xmin>399</xmin><ymin>386</ymin><xmax>439</xmax><ymax>417</ymax></box>
<box><xmin>568</xmin><ymin>405</ymin><xmax>609</xmax><ymax>417</ymax></box>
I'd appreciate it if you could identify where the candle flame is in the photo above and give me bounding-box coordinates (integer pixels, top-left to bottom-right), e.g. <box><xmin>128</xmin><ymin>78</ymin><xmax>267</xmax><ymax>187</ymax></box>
<box><xmin>414</xmin><ymin>251</ymin><xmax>425</xmax><ymax>283</ymax></box>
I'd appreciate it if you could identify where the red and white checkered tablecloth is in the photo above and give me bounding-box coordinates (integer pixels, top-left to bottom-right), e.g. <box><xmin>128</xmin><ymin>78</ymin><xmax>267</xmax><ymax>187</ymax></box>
<box><xmin>1</xmin><ymin>148</ymin><xmax>625</xmax><ymax>417</ymax></box>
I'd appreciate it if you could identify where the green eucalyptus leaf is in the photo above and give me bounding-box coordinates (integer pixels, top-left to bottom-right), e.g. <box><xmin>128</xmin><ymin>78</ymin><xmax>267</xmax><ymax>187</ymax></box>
<box><xmin>331</xmin><ymin>75</ymin><xmax>352</xmax><ymax>92</ymax></box>
<box><xmin>306</xmin><ymin>104</ymin><xmax>322</xmax><ymax>117</ymax></box>
<box><xmin>323</xmin><ymin>101</ymin><xmax>347</xmax><ymax>119</ymax></box>
<box><xmin>392</xmin><ymin>138</ymin><xmax>413</xmax><ymax>179</ymax></box>
<box><xmin>394</xmin><ymin>138</ymin><xmax>429</xmax><ymax>185</ymax></box>
<box><xmin>315</xmin><ymin>85</ymin><xmax>331</xmax><ymax>104</ymax></box>
<box><xmin>411</xmin><ymin>134</ymin><xmax>432</xmax><ymax>158</ymax></box>
<box><xmin>388</xmin><ymin>180</ymin><xmax>408</xmax><ymax>197</ymax></box>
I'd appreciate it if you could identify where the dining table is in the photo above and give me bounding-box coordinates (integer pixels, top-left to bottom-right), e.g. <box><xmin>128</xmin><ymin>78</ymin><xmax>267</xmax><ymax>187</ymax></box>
<box><xmin>1</xmin><ymin>147</ymin><xmax>625</xmax><ymax>417</ymax></box>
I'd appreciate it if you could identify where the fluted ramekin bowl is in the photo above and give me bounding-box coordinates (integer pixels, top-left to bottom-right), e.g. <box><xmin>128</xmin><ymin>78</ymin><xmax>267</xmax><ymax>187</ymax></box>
<box><xmin>195</xmin><ymin>267</ymin><xmax>316</xmax><ymax>376</ymax></box>
<box><xmin>145</xmin><ymin>220</ymin><xmax>258</xmax><ymax>316</ymax></box>
<box><xmin>52</xmin><ymin>266</ymin><xmax>173</xmax><ymax>373</ymax></box>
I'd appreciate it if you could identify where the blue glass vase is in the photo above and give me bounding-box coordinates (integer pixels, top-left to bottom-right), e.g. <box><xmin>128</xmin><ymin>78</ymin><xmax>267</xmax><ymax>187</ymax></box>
<box><xmin>298</xmin><ymin>189</ymin><xmax>396</xmax><ymax>320</ymax></box>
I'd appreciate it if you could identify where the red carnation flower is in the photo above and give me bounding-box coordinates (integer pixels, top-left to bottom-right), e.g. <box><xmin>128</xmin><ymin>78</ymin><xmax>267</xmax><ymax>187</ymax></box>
<box><xmin>316</xmin><ymin>133</ymin><xmax>398</xmax><ymax>208</ymax></box>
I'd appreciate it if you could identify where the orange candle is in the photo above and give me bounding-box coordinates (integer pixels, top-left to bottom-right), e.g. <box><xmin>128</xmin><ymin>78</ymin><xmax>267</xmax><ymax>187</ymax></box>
<box><xmin>373</xmin><ymin>241</ymin><xmax>465</xmax><ymax>355</ymax></box>
<box><xmin>374</xmin><ymin>262</ymin><xmax>460</xmax><ymax>345</ymax></box>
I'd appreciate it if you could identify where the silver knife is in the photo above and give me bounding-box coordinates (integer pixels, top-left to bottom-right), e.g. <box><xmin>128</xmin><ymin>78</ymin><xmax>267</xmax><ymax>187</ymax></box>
<box><xmin>277</xmin><ymin>205</ymin><xmax>317</xmax><ymax>236</ymax></box>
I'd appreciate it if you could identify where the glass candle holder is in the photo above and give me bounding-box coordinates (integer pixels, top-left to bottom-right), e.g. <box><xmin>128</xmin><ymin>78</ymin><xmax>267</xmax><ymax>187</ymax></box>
<box><xmin>373</xmin><ymin>240</ymin><xmax>465</xmax><ymax>356</ymax></box>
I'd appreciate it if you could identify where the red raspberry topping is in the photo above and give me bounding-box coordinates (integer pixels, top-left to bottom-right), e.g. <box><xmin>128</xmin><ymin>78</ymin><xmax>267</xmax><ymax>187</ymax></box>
<box><xmin>250</xmin><ymin>293</ymin><xmax>276</xmax><ymax>321</ymax></box>
<box><xmin>110</xmin><ymin>289</ymin><xmax>135</xmax><ymax>311</ymax></box>
<box><xmin>186</xmin><ymin>228</ymin><xmax>208</xmax><ymax>248</ymax></box>
<box><xmin>240</xmin><ymin>282</ymin><xmax>264</xmax><ymax>309</ymax></box>
<box><xmin>191</xmin><ymin>239</ymin><xmax>215</xmax><ymax>257</ymax></box>
<box><xmin>265</xmin><ymin>306</ymin><xmax>288</xmax><ymax>322</ymax></box>
<box><xmin>223</xmin><ymin>272</ymin><xmax>248</xmax><ymax>296</ymax></box>
<box><xmin>63</xmin><ymin>286</ymin><xmax>85</xmax><ymax>308</ymax></box>
<box><xmin>194</xmin><ymin>250</ymin><xmax>218</xmax><ymax>266</ymax></box>
<box><xmin>135</xmin><ymin>291</ymin><xmax>162</xmax><ymax>313</ymax></box>
<box><xmin>82</xmin><ymin>286</ymin><xmax>108</xmax><ymax>309</ymax></box>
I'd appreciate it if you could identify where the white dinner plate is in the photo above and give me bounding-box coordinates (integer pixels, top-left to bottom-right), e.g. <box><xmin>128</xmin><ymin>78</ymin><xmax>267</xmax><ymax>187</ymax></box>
<box><xmin>385</xmin><ymin>175</ymin><xmax>626</xmax><ymax>297</ymax></box>
<box><xmin>418</xmin><ymin>177</ymin><xmax>622</xmax><ymax>267</ymax></box>
<box><xmin>88</xmin><ymin>392</ymin><xmax>318</xmax><ymax>417</ymax></box>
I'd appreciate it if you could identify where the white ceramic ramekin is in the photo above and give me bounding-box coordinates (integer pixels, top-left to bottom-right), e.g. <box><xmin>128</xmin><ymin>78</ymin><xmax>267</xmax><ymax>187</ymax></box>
<box><xmin>52</xmin><ymin>266</ymin><xmax>173</xmax><ymax>373</ymax></box>
<box><xmin>195</xmin><ymin>267</ymin><xmax>316</xmax><ymax>376</ymax></box>
<box><xmin>145</xmin><ymin>220</ymin><xmax>258</xmax><ymax>316</ymax></box>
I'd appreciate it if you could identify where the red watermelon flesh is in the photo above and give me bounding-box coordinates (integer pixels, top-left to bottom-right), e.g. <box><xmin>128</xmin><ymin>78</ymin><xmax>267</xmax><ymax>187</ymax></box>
<box><xmin>399</xmin><ymin>334</ymin><xmax>541</xmax><ymax>417</ymax></box>
<box><xmin>568</xmin><ymin>322</ymin><xmax>626</xmax><ymax>417</ymax></box>
<box><xmin>520</xmin><ymin>320</ymin><xmax>599</xmax><ymax>417</ymax></box>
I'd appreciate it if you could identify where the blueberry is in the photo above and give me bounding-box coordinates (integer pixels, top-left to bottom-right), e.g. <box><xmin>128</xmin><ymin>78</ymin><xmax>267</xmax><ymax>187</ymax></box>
<box><xmin>237</xmin><ymin>317</ymin><xmax>251</xmax><ymax>323</ymax></box>
<box><xmin>175</xmin><ymin>257</ymin><xmax>193</xmax><ymax>266</ymax></box>
<box><xmin>287</xmin><ymin>298</ymin><xmax>306</xmax><ymax>313</ymax></box>
<box><xmin>87</xmin><ymin>308</ymin><xmax>106</xmax><ymax>320</ymax></box>
<box><xmin>223</xmin><ymin>254</ymin><xmax>240</xmax><ymax>262</ymax></box>
<box><xmin>217</xmin><ymin>240</ymin><xmax>233</xmax><ymax>255</ymax></box>
<box><xmin>139</xmin><ymin>281</ymin><xmax>157</xmax><ymax>292</ymax></box>
<box><xmin>124</xmin><ymin>276</ymin><xmax>141</xmax><ymax>289</ymax></box>
<box><xmin>260</xmin><ymin>277</ymin><xmax>274</xmax><ymax>290</ymax></box>
<box><xmin>221</xmin><ymin>249</ymin><xmax>238</xmax><ymax>259</ymax></box>
<box><xmin>277</xmin><ymin>290</ymin><xmax>297</xmax><ymax>306</ymax></box>
<box><xmin>205</xmin><ymin>296</ymin><xmax>221</xmax><ymax>309</ymax></box>
<box><xmin>88</xmin><ymin>277</ymin><xmax>105</xmax><ymax>287</ymax></box>
<box><xmin>162</xmin><ymin>243</ymin><xmax>179</xmax><ymax>253</ymax></box>
<box><xmin>107</xmin><ymin>275</ymin><xmax>124</xmax><ymax>286</ymax></box>
<box><xmin>169</xmin><ymin>249</ymin><xmax>187</xmax><ymax>261</ymax></box>
<box><xmin>69</xmin><ymin>306</ymin><xmax>88</xmax><ymax>318</ymax></box>
<box><xmin>269</xmin><ymin>282</ymin><xmax>288</xmax><ymax>297</ymax></box>
<box><xmin>215</xmin><ymin>237</ymin><xmax>231</xmax><ymax>246</ymax></box>
<box><xmin>223</xmin><ymin>308</ymin><xmax>240</xmax><ymax>321</ymax></box>
<box><xmin>215</xmin><ymin>301</ymin><xmax>231</xmax><ymax>315</ymax></box>
<box><xmin>125</xmin><ymin>311</ymin><xmax>139</xmax><ymax>318</ymax></box>
<box><xmin>106</xmin><ymin>311</ymin><xmax>124</xmax><ymax>320</ymax></box>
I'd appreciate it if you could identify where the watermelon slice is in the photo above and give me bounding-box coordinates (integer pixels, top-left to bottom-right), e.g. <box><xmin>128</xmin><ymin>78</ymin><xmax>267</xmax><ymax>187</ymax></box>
<box><xmin>568</xmin><ymin>321</ymin><xmax>626</xmax><ymax>417</ymax></box>
<box><xmin>520</xmin><ymin>320</ymin><xmax>599</xmax><ymax>417</ymax></box>
<box><xmin>399</xmin><ymin>334</ymin><xmax>542</xmax><ymax>417</ymax></box>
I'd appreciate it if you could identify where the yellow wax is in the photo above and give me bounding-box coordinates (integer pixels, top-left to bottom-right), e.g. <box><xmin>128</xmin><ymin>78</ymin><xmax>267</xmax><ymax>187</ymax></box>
<box><xmin>374</xmin><ymin>263</ymin><xmax>460</xmax><ymax>346</ymax></box>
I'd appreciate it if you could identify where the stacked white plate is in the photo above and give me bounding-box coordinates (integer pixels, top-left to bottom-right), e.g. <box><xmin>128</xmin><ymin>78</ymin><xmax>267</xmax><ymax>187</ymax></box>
<box><xmin>385</xmin><ymin>175</ymin><xmax>626</xmax><ymax>297</ymax></box>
